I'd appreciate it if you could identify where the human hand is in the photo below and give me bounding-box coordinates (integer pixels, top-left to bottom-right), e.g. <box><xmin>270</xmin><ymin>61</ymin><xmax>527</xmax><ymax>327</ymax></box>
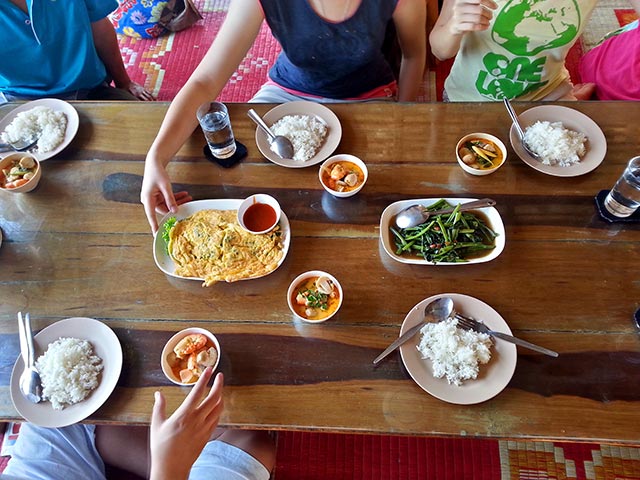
<box><xmin>448</xmin><ymin>0</ymin><xmax>497</xmax><ymax>35</ymax></box>
<box><xmin>150</xmin><ymin>369</ymin><xmax>224</xmax><ymax>480</ymax></box>
<box><xmin>126</xmin><ymin>80</ymin><xmax>155</xmax><ymax>101</ymax></box>
<box><xmin>140</xmin><ymin>159</ymin><xmax>192</xmax><ymax>233</ymax></box>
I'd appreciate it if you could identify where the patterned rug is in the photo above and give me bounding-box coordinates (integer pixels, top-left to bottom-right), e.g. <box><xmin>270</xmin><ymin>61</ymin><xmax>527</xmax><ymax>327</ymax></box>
<box><xmin>117</xmin><ymin>0</ymin><xmax>280</xmax><ymax>102</ymax></box>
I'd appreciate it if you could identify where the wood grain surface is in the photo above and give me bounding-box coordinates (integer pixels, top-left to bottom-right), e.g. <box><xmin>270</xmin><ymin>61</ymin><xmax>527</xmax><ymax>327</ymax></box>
<box><xmin>0</xmin><ymin>101</ymin><xmax>638</xmax><ymax>443</ymax></box>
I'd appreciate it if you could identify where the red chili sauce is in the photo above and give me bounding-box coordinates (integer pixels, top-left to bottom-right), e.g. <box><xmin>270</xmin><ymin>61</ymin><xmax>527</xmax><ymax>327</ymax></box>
<box><xmin>243</xmin><ymin>202</ymin><xmax>277</xmax><ymax>232</ymax></box>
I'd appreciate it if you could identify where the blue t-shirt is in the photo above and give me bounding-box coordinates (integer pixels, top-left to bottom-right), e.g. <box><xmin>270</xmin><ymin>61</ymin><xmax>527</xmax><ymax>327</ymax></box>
<box><xmin>0</xmin><ymin>0</ymin><xmax>117</xmax><ymax>97</ymax></box>
<box><xmin>260</xmin><ymin>0</ymin><xmax>398</xmax><ymax>99</ymax></box>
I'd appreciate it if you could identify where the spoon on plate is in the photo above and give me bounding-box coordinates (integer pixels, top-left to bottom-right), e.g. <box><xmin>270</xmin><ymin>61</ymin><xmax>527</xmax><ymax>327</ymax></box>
<box><xmin>373</xmin><ymin>297</ymin><xmax>454</xmax><ymax>365</ymax></box>
<box><xmin>503</xmin><ymin>98</ymin><xmax>540</xmax><ymax>160</ymax></box>
<box><xmin>0</xmin><ymin>136</ymin><xmax>38</xmax><ymax>153</ymax></box>
<box><xmin>247</xmin><ymin>109</ymin><xmax>294</xmax><ymax>160</ymax></box>
<box><xmin>17</xmin><ymin>312</ymin><xmax>42</xmax><ymax>404</ymax></box>
<box><xmin>394</xmin><ymin>198</ymin><xmax>496</xmax><ymax>229</ymax></box>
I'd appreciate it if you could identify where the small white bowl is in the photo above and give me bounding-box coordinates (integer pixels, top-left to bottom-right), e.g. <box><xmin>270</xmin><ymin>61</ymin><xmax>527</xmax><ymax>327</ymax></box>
<box><xmin>287</xmin><ymin>270</ymin><xmax>343</xmax><ymax>323</ymax></box>
<box><xmin>237</xmin><ymin>194</ymin><xmax>281</xmax><ymax>234</ymax></box>
<box><xmin>319</xmin><ymin>154</ymin><xmax>368</xmax><ymax>198</ymax></box>
<box><xmin>0</xmin><ymin>153</ymin><xmax>41</xmax><ymax>193</ymax></box>
<box><xmin>161</xmin><ymin>327</ymin><xmax>220</xmax><ymax>386</ymax></box>
<box><xmin>456</xmin><ymin>133</ymin><xmax>507</xmax><ymax>176</ymax></box>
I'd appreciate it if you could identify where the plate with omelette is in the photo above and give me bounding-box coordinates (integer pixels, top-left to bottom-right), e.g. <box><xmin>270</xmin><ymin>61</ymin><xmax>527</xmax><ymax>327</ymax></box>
<box><xmin>153</xmin><ymin>199</ymin><xmax>291</xmax><ymax>287</ymax></box>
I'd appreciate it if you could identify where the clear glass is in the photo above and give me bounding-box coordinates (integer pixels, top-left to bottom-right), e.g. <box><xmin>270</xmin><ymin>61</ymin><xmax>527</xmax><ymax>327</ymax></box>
<box><xmin>196</xmin><ymin>101</ymin><xmax>236</xmax><ymax>159</ymax></box>
<box><xmin>604</xmin><ymin>156</ymin><xmax>640</xmax><ymax>217</ymax></box>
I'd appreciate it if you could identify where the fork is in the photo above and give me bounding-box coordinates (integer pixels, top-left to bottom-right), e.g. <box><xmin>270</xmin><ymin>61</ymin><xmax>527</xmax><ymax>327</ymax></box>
<box><xmin>455</xmin><ymin>312</ymin><xmax>559</xmax><ymax>357</ymax></box>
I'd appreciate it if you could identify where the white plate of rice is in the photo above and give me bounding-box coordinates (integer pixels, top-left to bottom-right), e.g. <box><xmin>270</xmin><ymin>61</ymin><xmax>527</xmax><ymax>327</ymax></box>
<box><xmin>0</xmin><ymin>98</ymin><xmax>80</xmax><ymax>161</ymax></box>
<box><xmin>10</xmin><ymin>317</ymin><xmax>122</xmax><ymax>427</ymax></box>
<box><xmin>509</xmin><ymin>105</ymin><xmax>606</xmax><ymax>177</ymax></box>
<box><xmin>255</xmin><ymin>101</ymin><xmax>342</xmax><ymax>168</ymax></box>
<box><xmin>399</xmin><ymin>293</ymin><xmax>517</xmax><ymax>405</ymax></box>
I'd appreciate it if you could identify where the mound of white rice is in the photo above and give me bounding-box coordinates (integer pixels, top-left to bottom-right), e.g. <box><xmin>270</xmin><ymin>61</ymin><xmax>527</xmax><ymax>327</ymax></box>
<box><xmin>270</xmin><ymin>114</ymin><xmax>328</xmax><ymax>162</ymax></box>
<box><xmin>417</xmin><ymin>317</ymin><xmax>492</xmax><ymax>386</ymax></box>
<box><xmin>1</xmin><ymin>106</ymin><xmax>67</xmax><ymax>153</ymax></box>
<box><xmin>35</xmin><ymin>337</ymin><xmax>103</xmax><ymax>410</ymax></box>
<box><xmin>523</xmin><ymin>120</ymin><xmax>587</xmax><ymax>167</ymax></box>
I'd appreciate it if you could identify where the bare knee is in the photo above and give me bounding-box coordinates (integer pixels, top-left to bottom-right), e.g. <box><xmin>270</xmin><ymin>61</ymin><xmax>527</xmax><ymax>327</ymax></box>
<box><xmin>217</xmin><ymin>430</ymin><xmax>276</xmax><ymax>473</ymax></box>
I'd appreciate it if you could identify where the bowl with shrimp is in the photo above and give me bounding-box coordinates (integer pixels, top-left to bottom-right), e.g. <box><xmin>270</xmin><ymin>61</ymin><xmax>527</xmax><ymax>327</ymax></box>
<box><xmin>456</xmin><ymin>133</ymin><xmax>507</xmax><ymax>176</ymax></box>
<box><xmin>319</xmin><ymin>154</ymin><xmax>368</xmax><ymax>198</ymax></box>
<box><xmin>161</xmin><ymin>328</ymin><xmax>220</xmax><ymax>386</ymax></box>
<box><xmin>0</xmin><ymin>153</ymin><xmax>41</xmax><ymax>193</ymax></box>
<box><xmin>287</xmin><ymin>270</ymin><xmax>343</xmax><ymax>323</ymax></box>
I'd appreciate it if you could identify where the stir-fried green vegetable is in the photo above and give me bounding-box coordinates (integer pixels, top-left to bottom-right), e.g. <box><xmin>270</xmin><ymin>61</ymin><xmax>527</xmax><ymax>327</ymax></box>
<box><xmin>390</xmin><ymin>199</ymin><xmax>497</xmax><ymax>263</ymax></box>
<box><xmin>162</xmin><ymin>217</ymin><xmax>177</xmax><ymax>254</ymax></box>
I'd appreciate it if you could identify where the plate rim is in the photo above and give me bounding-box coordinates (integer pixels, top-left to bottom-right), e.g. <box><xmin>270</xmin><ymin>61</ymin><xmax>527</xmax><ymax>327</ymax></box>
<box><xmin>153</xmin><ymin>198</ymin><xmax>291</xmax><ymax>282</ymax></box>
<box><xmin>10</xmin><ymin>317</ymin><xmax>123</xmax><ymax>427</ymax></box>
<box><xmin>399</xmin><ymin>293</ymin><xmax>517</xmax><ymax>405</ymax></box>
<box><xmin>0</xmin><ymin>98</ymin><xmax>80</xmax><ymax>161</ymax></box>
<box><xmin>509</xmin><ymin>105</ymin><xmax>607</xmax><ymax>177</ymax></box>
<box><xmin>255</xmin><ymin>101</ymin><xmax>342</xmax><ymax>168</ymax></box>
<box><xmin>379</xmin><ymin>197</ymin><xmax>506</xmax><ymax>265</ymax></box>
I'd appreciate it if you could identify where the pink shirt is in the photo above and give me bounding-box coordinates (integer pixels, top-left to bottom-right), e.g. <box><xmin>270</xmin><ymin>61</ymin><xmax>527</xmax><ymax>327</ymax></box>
<box><xmin>580</xmin><ymin>26</ymin><xmax>640</xmax><ymax>100</ymax></box>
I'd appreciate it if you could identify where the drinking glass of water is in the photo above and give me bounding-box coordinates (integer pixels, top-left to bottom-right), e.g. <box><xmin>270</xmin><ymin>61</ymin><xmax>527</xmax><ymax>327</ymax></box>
<box><xmin>197</xmin><ymin>101</ymin><xmax>236</xmax><ymax>159</ymax></box>
<box><xmin>604</xmin><ymin>156</ymin><xmax>640</xmax><ymax>217</ymax></box>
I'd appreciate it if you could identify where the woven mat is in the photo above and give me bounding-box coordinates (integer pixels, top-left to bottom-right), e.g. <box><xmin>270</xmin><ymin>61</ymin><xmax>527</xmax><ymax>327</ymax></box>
<box><xmin>118</xmin><ymin>0</ymin><xmax>279</xmax><ymax>101</ymax></box>
<box><xmin>274</xmin><ymin>432</ymin><xmax>640</xmax><ymax>480</ymax></box>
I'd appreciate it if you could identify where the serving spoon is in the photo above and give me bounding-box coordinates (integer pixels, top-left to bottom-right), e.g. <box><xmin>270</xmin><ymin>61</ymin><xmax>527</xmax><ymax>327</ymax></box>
<box><xmin>0</xmin><ymin>137</ymin><xmax>38</xmax><ymax>153</ymax></box>
<box><xmin>247</xmin><ymin>109</ymin><xmax>295</xmax><ymax>160</ymax></box>
<box><xmin>18</xmin><ymin>312</ymin><xmax>42</xmax><ymax>404</ymax></box>
<box><xmin>394</xmin><ymin>198</ymin><xmax>496</xmax><ymax>229</ymax></box>
<box><xmin>503</xmin><ymin>98</ymin><xmax>540</xmax><ymax>160</ymax></box>
<box><xmin>373</xmin><ymin>297</ymin><xmax>454</xmax><ymax>365</ymax></box>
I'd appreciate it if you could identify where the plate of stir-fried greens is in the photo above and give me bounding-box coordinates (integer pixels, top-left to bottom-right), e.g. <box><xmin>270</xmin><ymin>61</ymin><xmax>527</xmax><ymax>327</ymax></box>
<box><xmin>380</xmin><ymin>198</ymin><xmax>505</xmax><ymax>265</ymax></box>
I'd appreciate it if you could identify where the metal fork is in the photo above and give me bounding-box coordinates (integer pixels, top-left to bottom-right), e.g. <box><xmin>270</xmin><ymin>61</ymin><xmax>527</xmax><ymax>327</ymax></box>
<box><xmin>455</xmin><ymin>312</ymin><xmax>558</xmax><ymax>357</ymax></box>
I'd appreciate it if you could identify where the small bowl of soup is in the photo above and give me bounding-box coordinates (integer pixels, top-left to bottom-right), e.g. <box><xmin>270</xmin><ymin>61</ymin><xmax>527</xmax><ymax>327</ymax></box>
<box><xmin>161</xmin><ymin>327</ymin><xmax>221</xmax><ymax>386</ymax></box>
<box><xmin>0</xmin><ymin>153</ymin><xmax>41</xmax><ymax>193</ymax></box>
<box><xmin>287</xmin><ymin>270</ymin><xmax>343</xmax><ymax>323</ymax></box>
<box><xmin>237</xmin><ymin>193</ymin><xmax>281</xmax><ymax>234</ymax></box>
<box><xmin>456</xmin><ymin>133</ymin><xmax>507</xmax><ymax>176</ymax></box>
<box><xmin>319</xmin><ymin>154</ymin><xmax>368</xmax><ymax>198</ymax></box>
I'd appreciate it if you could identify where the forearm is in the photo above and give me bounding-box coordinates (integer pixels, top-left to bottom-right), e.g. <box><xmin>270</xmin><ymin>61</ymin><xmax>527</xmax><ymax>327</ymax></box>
<box><xmin>91</xmin><ymin>18</ymin><xmax>132</xmax><ymax>88</ymax></box>
<box><xmin>397</xmin><ymin>55</ymin><xmax>426</xmax><ymax>101</ymax></box>
<box><xmin>429</xmin><ymin>24</ymin><xmax>464</xmax><ymax>61</ymax></box>
<box><xmin>393</xmin><ymin>0</ymin><xmax>427</xmax><ymax>101</ymax></box>
<box><xmin>146</xmin><ymin>0</ymin><xmax>263</xmax><ymax>167</ymax></box>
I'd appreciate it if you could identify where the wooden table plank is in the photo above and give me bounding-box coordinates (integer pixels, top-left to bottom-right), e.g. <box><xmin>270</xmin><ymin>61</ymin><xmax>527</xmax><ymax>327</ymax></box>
<box><xmin>0</xmin><ymin>101</ymin><xmax>638</xmax><ymax>443</ymax></box>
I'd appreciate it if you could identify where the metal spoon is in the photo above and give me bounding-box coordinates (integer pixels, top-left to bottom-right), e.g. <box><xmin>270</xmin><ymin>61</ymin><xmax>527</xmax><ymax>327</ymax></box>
<box><xmin>503</xmin><ymin>98</ymin><xmax>540</xmax><ymax>160</ymax></box>
<box><xmin>247</xmin><ymin>109</ymin><xmax>294</xmax><ymax>160</ymax></box>
<box><xmin>373</xmin><ymin>297</ymin><xmax>454</xmax><ymax>365</ymax></box>
<box><xmin>395</xmin><ymin>198</ymin><xmax>496</xmax><ymax>229</ymax></box>
<box><xmin>0</xmin><ymin>136</ymin><xmax>38</xmax><ymax>153</ymax></box>
<box><xmin>17</xmin><ymin>312</ymin><xmax>42</xmax><ymax>404</ymax></box>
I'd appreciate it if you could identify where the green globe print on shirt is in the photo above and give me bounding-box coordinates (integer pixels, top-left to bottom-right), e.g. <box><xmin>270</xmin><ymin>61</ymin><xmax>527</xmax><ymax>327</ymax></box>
<box><xmin>475</xmin><ymin>0</ymin><xmax>581</xmax><ymax>100</ymax></box>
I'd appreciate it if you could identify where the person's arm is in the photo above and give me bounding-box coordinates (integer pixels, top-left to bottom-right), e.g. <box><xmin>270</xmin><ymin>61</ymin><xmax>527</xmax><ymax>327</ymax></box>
<box><xmin>429</xmin><ymin>0</ymin><xmax>497</xmax><ymax>61</ymax></box>
<box><xmin>141</xmin><ymin>0</ymin><xmax>264</xmax><ymax>232</ymax></box>
<box><xmin>91</xmin><ymin>17</ymin><xmax>154</xmax><ymax>100</ymax></box>
<box><xmin>150</xmin><ymin>369</ymin><xmax>224</xmax><ymax>480</ymax></box>
<box><xmin>393</xmin><ymin>0</ymin><xmax>427</xmax><ymax>101</ymax></box>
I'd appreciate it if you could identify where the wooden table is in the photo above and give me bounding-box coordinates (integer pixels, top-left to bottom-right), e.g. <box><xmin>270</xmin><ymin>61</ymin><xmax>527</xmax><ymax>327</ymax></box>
<box><xmin>1</xmin><ymin>101</ymin><xmax>639</xmax><ymax>444</ymax></box>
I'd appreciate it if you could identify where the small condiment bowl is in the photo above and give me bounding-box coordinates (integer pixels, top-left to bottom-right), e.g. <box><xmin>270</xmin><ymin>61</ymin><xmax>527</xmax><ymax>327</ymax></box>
<box><xmin>287</xmin><ymin>270</ymin><xmax>343</xmax><ymax>323</ymax></box>
<box><xmin>456</xmin><ymin>133</ymin><xmax>507</xmax><ymax>176</ymax></box>
<box><xmin>161</xmin><ymin>327</ymin><xmax>221</xmax><ymax>386</ymax></box>
<box><xmin>0</xmin><ymin>153</ymin><xmax>41</xmax><ymax>193</ymax></box>
<box><xmin>237</xmin><ymin>193</ymin><xmax>282</xmax><ymax>234</ymax></box>
<box><xmin>319</xmin><ymin>154</ymin><xmax>368</xmax><ymax>198</ymax></box>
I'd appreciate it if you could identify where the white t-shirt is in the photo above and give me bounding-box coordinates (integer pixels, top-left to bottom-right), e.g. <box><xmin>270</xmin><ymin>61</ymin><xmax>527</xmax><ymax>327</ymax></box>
<box><xmin>445</xmin><ymin>0</ymin><xmax>597</xmax><ymax>101</ymax></box>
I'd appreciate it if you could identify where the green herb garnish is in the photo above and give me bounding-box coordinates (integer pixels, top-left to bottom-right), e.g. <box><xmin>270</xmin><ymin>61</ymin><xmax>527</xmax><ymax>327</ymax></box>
<box><xmin>162</xmin><ymin>217</ymin><xmax>177</xmax><ymax>254</ymax></box>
